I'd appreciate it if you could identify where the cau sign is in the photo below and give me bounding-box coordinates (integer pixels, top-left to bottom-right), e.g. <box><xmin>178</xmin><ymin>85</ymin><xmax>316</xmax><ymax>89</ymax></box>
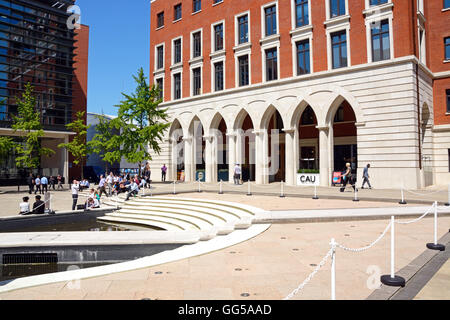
<box><xmin>297</xmin><ymin>173</ymin><xmax>320</xmax><ymax>186</ymax></box>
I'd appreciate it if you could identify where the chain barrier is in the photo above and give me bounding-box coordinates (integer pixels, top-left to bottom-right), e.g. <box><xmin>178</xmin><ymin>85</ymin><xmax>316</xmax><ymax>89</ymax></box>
<box><xmin>404</xmin><ymin>188</ymin><xmax>446</xmax><ymax>197</ymax></box>
<box><xmin>396</xmin><ymin>202</ymin><xmax>435</xmax><ymax>225</ymax></box>
<box><xmin>336</xmin><ymin>221</ymin><xmax>392</xmax><ymax>253</ymax></box>
<box><xmin>283</xmin><ymin>248</ymin><xmax>334</xmax><ymax>300</ymax></box>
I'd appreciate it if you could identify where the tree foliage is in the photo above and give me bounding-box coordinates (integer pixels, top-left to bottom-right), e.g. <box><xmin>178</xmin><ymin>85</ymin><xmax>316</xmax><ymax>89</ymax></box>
<box><xmin>0</xmin><ymin>136</ymin><xmax>14</xmax><ymax>161</ymax></box>
<box><xmin>113</xmin><ymin>67</ymin><xmax>170</xmax><ymax>172</ymax></box>
<box><xmin>58</xmin><ymin>111</ymin><xmax>90</xmax><ymax>178</ymax></box>
<box><xmin>12</xmin><ymin>83</ymin><xmax>54</xmax><ymax>169</ymax></box>
<box><xmin>88</xmin><ymin>114</ymin><xmax>122</xmax><ymax>171</ymax></box>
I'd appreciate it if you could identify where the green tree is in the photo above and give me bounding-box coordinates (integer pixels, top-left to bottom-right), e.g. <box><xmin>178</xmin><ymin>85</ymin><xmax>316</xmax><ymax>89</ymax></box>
<box><xmin>88</xmin><ymin>114</ymin><xmax>122</xmax><ymax>173</ymax></box>
<box><xmin>12</xmin><ymin>83</ymin><xmax>54</xmax><ymax>170</ymax></box>
<box><xmin>58</xmin><ymin>111</ymin><xmax>90</xmax><ymax>179</ymax></box>
<box><xmin>114</xmin><ymin>67</ymin><xmax>170</xmax><ymax>175</ymax></box>
<box><xmin>0</xmin><ymin>136</ymin><xmax>14</xmax><ymax>161</ymax></box>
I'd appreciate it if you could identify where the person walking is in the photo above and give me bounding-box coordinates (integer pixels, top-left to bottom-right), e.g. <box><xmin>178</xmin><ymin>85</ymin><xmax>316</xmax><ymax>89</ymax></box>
<box><xmin>71</xmin><ymin>180</ymin><xmax>79</xmax><ymax>211</ymax></box>
<box><xmin>41</xmin><ymin>175</ymin><xmax>48</xmax><ymax>194</ymax></box>
<box><xmin>361</xmin><ymin>164</ymin><xmax>372</xmax><ymax>189</ymax></box>
<box><xmin>26</xmin><ymin>173</ymin><xmax>34</xmax><ymax>195</ymax></box>
<box><xmin>233</xmin><ymin>164</ymin><xmax>242</xmax><ymax>185</ymax></box>
<box><xmin>49</xmin><ymin>176</ymin><xmax>56</xmax><ymax>190</ymax></box>
<box><xmin>98</xmin><ymin>175</ymin><xmax>108</xmax><ymax>198</ymax></box>
<box><xmin>340</xmin><ymin>163</ymin><xmax>357</xmax><ymax>193</ymax></box>
<box><xmin>106</xmin><ymin>173</ymin><xmax>114</xmax><ymax>197</ymax></box>
<box><xmin>57</xmin><ymin>174</ymin><xmax>64</xmax><ymax>190</ymax></box>
<box><xmin>34</xmin><ymin>175</ymin><xmax>41</xmax><ymax>195</ymax></box>
<box><xmin>161</xmin><ymin>164</ymin><xmax>167</xmax><ymax>182</ymax></box>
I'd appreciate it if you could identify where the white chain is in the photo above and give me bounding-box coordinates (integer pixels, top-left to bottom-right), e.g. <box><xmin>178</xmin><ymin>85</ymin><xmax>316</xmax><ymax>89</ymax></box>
<box><xmin>396</xmin><ymin>203</ymin><xmax>435</xmax><ymax>225</ymax></box>
<box><xmin>283</xmin><ymin>248</ymin><xmax>333</xmax><ymax>300</ymax></box>
<box><xmin>336</xmin><ymin>221</ymin><xmax>392</xmax><ymax>253</ymax></box>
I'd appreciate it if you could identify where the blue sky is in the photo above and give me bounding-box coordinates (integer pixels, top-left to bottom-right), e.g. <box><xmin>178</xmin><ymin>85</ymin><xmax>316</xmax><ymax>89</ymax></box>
<box><xmin>76</xmin><ymin>0</ymin><xmax>151</xmax><ymax>116</ymax></box>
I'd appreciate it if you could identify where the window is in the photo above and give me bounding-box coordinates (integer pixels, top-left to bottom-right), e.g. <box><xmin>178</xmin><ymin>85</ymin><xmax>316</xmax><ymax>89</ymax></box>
<box><xmin>193</xmin><ymin>0</ymin><xmax>201</xmax><ymax>12</ymax></box>
<box><xmin>174</xmin><ymin>39</ymin><xmax>182</xmax><ymax>64</ymax></box>
<box><xmin>445</xmin><ymin>0</ymin><xmax>450</xmax><ymax>9</ymax></box>
<box><xmin>193</xmin><ymin>68</ymin><xmax>201</xmax><ymax>96</ymax></box>
<box><xmin>156</xmin><ymin>78</ymin><xmax>163</xmax><ymax>100</ymax></box>
<box><xmin>445</xmin><ymin>37</ymin><xmax>450</xmax><ymax>60</ymax></box>
<box><xmin>265</xmin><ymin>5</ymin><xmax>277</xmax><ymax>36</ymax></box>
<box><xmin>371</xmin><ymin>20</ymin><xmax>390</xmax><ymax>62</ymax></box>
<box><xmin>370</xmin><ymin>0</ymin><xmax>388</xmax><ymax>5</ymax></box>
<box><xmin>296</xmin><ymin>40</ymin><xmax>310</xmax><ymax>75</ymax></box>
<box><xmin>214</xmin><ymin>61</ymin><xmax>224</xmax><ymax>91</ymax></box>
<box><xmin>331</xmin><ymin>30</ymin><xmax>347</xmax><ymax>69</ymax></box>
<box><xmin>157</xmin><ymin>45</ymin><xmax>164</xmax><ymax>69</ymax></box>
<box><xmin>174</xmin><ymin>3</ymin><xmax>182</xmax><ymax>21</ymax></box>
<box><xmin>330</xmin><ymin>0</ymin><xmax>345</xmax><ymax>18</ymax></box>
<box><xmin>238</xmin><ymin>15</ymin><xmax>248</xmax><ymax>44</ymax></box>
<box><xmin>157</xmin><ymin>12</ymin><xmax>164</xmax><ymax>28</ymax></box>
<box><xmin>238</xmin><ymin>55</ymin><xmax>249</xmax><ymax>86</ymax></box>
<box><xmin>447</xmin><ymin>89</ymin><xmax>450</xmax><ymax>113</ymax></box>
<box><xmin>265</xmin><ymin>48</ymin><xmax>278</xmax><ymax>81</ymax></box>
<box><xmin>334</xmin><ymin>106</ymin><xmax>344</xmax><ymax>122</ymax></box>
<box><xmin>173</xmin><ymin>73</ymin><xmax>181</xmax><ymax>100</ymax></box>
<box><xmin>301</xmin><ymin>106</ymin><xmax>316</xmax><ymax>125</ymax></box>
<box><xmin>193</xmin><ymin>32</ymin><xmax>201</xmax><ymax>58</ymax></box>
<box><xmin>295</xmin><ymin>0</ymin><xmax>309</xmax><ymax>28</ymax></box>
<box><xmin>214</xmin><ymin>23</ymin><xmax>224</xmax><ymax>51</ymax></box>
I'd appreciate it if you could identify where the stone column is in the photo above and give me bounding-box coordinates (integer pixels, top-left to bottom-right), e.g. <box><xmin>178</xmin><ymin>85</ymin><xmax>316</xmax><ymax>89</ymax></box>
<box><xmin>204</xmin><ymin>135</ymin><xmax>214</xmax><ymax>183</ymax></box>
<box><xmin>183</xmin><ymin>137</ymin><xmax>194</xmax><ymax>182</ymax></box>
<box><xmin>284</xmin><ymin>129</ymin><xmax>296</xmax><ymax>186</ymax></box>
<box><xmin>255</xmin><ymin>129</ymin><xmax>269</xmax><ymax>184</ymax></box>
<box><xmin>63</xmin><ymin>135</ymin><xmax>69</xmax><ymax>180</ymax></box>
<box><xmin>227</xmin><ymin>130</ymin><xmax>237</xmax><ymax>183</ymax></box>
<box><xmin>317</xmin><ymin>126</ymin><xmax>330</xmax><ymax>187</ymax></box>
<box><xmin>170</xmin><ymin>138</ymin><xmax>178</xmax><ymax>181</ymax></box>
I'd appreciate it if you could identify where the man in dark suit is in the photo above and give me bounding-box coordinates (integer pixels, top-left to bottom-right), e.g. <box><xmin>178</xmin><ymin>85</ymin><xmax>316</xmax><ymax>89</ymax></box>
<box><xmin>32</xmin><ymin>195</ymin><xmax>45</xmax><ymax>215</ymax></box>
<box><xmin>26</xmin><ymin>173</ymin><xmax>34</xmax><ymax>194</ymax></box>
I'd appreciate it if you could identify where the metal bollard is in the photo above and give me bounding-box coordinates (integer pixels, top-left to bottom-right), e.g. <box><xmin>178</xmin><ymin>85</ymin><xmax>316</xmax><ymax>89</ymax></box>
<box><xmin>380</xmin><ymin>216</ymin><xmax>405</xmax><ymax>287</ymax></box>
<box><xmin>219</xmin><ymin>180</ymin><xmax>223</xmax><ymax>195</ymax></box>
<box><xmin>353</xmin><ymin>187</ymin><xmax>360</xmax><ymax>202</ymax></box>
<box><xmin>445</xmin><ymin>184</ymin><xmax>450</xmax><ymax>206</ymax></box>
<box><xmin>399</xmin><ymin>187</ymin><xmax>407</xmax><ymax>205</ymax></box>
<box><xmin>197</xmin><ymin>180</ymin><xmax>201</xmax><ymax>193</ymax></box>
<box><xmin>426</xmin><ymin>202</ymin><xmax>446</xmax><ymax>251</ymax></box>
<box><xmin>280</xmin><ymin>181</ymin><xmax>286</xmax><ymax>198</ymax></box>
<box><xmin>312</xmin><ymin>185</ymin><xmax>319</xmax><ymax>200</ymax></box>
<box><xmin>247</xmin><ymin>181</ymin><xmax>252</xmax><ymax>196</ymax></box>
<box><xmin>173</xmin><ymin>181</ymin><xmax>176</xmax><ymax>195</ymax></box>
<box><xmin>330</xmin><ymin>238</ymin><xmax>337</xmax><ymax>301</ymax></box>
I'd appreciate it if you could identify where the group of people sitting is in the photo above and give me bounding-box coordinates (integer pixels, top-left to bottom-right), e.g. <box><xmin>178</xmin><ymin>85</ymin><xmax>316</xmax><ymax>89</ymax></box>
<box><xmin>97</xmin><ymin>172</ymin><xmax>147</xmax><ymax>201</ymax></box>
<box><xmin>19</xmin><ymin>195</ymin><xmax>46</xmax><ymax>215</ymax></box>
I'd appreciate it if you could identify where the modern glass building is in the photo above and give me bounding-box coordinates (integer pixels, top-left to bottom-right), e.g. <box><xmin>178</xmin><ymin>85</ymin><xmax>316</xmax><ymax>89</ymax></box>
<box><xmin>0</xmin><ymin>0</ymin><xmax>88</xmax><ymax>185</ymax></box>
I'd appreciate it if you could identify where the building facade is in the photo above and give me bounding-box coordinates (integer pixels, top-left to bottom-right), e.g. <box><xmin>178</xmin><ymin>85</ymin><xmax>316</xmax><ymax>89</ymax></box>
<box><xmin>149</xmin><ymin>0</ymin><xmax>450</xmax><ymax>189</ymax></box>
<box><xmin>0</xmin><ymin>0</ymin><xmax>89</xmax><ymax>185</ymax></box>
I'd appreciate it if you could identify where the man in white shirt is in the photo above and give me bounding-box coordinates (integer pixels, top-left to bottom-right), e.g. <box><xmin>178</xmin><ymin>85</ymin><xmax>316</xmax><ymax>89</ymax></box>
<box><xmin>125</xmin><ymin>179</ymin><xmax>139</xmax><ymax>201</ymax></box>
<box><xmin>41</xmin><ymin>176</ymin><xmax>48</xmax><ymax>193</ymax></box>
<box><xmin>72</xmin><ymin>180</ymin><xmax>80</xmax><ymax>211</ymax></box>
<box><xmin>106</xmin><ymin>173</ymin><xmax>113</xmax><ymax>197</ymax></box>
<box><xmin>35</xmin><ymin>175</ymin><xmax>41</xmax><ymax>195</ymax></box>
<box><xmin>234</xmin><ymin>164</ymin><xmax>242</xmax><ymax>185</ymax></box>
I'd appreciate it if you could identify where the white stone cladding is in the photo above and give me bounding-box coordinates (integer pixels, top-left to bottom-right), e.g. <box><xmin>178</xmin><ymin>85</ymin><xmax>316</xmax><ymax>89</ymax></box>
<box><xmin>148</xmin><ymin>56</ymin><xmax>448</xmax><ymax>189</ymax></box>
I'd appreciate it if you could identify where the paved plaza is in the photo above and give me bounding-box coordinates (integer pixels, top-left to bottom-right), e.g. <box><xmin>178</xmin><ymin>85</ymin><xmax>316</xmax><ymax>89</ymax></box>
<box><xmin>0</xmin><ymin>187</ymin><xmax>448</xmax><ymax>300</ymax></box>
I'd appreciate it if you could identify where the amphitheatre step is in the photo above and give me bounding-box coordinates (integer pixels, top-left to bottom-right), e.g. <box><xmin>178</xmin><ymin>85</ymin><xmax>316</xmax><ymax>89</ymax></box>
<box><xmin>118</xmin><ymin>207</ymin><xmax>238</xmax><ymax>233</ymax></box>
<box><xmin>122</xmin><ymin>201</ymin><xmax>250</xmax><ymax>227</ymax></box>
<box><xmin>104</xmin><ymin>212</ymin><xmax>201</xmax><ymax>231</ymax></box>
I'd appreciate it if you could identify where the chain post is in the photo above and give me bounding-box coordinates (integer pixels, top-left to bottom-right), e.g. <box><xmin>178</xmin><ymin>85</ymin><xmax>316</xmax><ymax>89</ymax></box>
<box><xmin>446</xmin><ymin>184</ymin><xmax>450</xmax><ymax>206</ymax></box>
<box><xmin>330</xmin><ymin>238</ymin><xmax>337</xmax><ymax>300</ymax></box>
<box><xmin>219</xmin><ymin>180</ymin><xmax>223</xmax><ymax>195</ymax></box>
<box><xmin>381</xmin><ymin>216</ymin><xmax>405</xmax><ymax>287</ymax></box>
<box><xmin>427</xmin><ymin>201</ymin><xmax>446</xmax><ymax>251</ymax></box>
<box><xmin>399</xmin><ymin>186</ymin><xmax>407</xmax><ymax>205</ymax></box>
<box><xmin>312</xmin><ymin>185</ymin><xmax>319</xmax><ymax>200</ymax></box>
<box><xmin>247</xmin><ymin>181</ymin><xmax>252</xmax><ymax>196</ymax></box>
<box><xmin>280</xmin><ymin>181</ymin><xmax>286</xmax><ymax>198</ymax></box>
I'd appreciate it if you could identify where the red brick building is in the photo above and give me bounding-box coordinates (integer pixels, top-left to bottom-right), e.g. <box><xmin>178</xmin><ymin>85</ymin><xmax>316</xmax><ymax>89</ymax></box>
<box><xmin>149</xmin><ymin>0</ymin><xmax>450</xmax><ymax>188</ymax></box>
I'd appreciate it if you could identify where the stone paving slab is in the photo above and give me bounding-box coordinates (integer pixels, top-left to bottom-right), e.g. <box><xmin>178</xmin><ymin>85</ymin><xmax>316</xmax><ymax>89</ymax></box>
<box><xmin>1</xmin><ymin>217</ymin><xmax>449</xmax><ymax>300</ymax></box>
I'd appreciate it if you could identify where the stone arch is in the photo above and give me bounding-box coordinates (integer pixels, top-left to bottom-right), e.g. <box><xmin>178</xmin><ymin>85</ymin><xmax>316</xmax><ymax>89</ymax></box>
<box><xmin>323</xmin><ymin>88</ymin><xmax>364</xmax><ymax>127</ymax></box>
<box><xmin>259</xmin><ymin>104</ymin><xmax>286</xmax><ymax>130</ymax></box>
<box><xmin>287</xmin><ymin>97</ymin><xmax>321</xmax><ymax>130</ymax></box>
<box><xmin>233</xmin><ymin>108</ymin><xmax>256</xmax><ymax>131</ymax></box>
